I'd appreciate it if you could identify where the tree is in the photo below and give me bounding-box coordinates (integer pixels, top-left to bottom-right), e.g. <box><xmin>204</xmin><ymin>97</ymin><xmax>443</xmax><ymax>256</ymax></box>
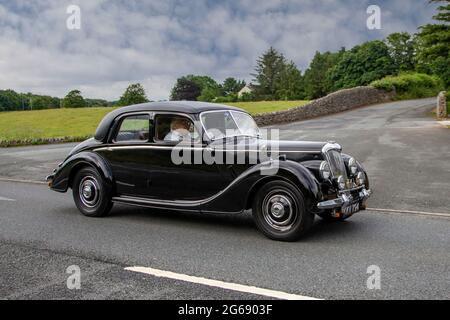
<box><xmin>222</xmin><ymin>77</ymin><xmax>246</xmax><ymax>96</ymax></box>
<box><xmin>85</xmin><ymin>99</ymin><xmax>111</xmax><ymax>107</ymax></box>
<box><xmin>303</xmin><ymin>50</ymin><xmax>344</xmax><ymax>99</ymax></box>
<box><xmin>185</xmin><ymin>75</ymin><xmax>222</xmax><ymax>102</ymax></box>
<box><xmin>31</xmin><ymin>95</ymin><xmax>59</xmax><ymax>110</ymax></box>
<box><xmin>275</xmin><ymin>61</ymin><xmax>305</xmax><ymax>100</ymax></box>
<box><xmin>0</xmin><ymin>90</ymin><xmax>22</xmax><ymax>111</ymax></box>
<box><xmin>327</xmin><ymin>41</ymin><xmax>396</xmax><ymax>92</ymax></box>
<box><xmin>185</xmin><ymin>75</ymin><xmax>220</xmax><ymax>93</ymax></box>
<box><xmin>251</xmin><ymin>47</ymin><xmax>287</xmax><ymax>99</ymax></box>
<box><xmin>198</xmin><ymin>86</ymin><xmax>221</xmax><ymax>102</ymax></box>
<box><xmin>170</xmin><ymin>77</ymin><xmax>202</xmax><ymax>101</ymax></box>
<box><xmin>170</xmin><ymin>75</ymin><xmax>223</xmax><ymax>102</ymax></box>
<box><xmin>385</xmin><ymin>32</ymin><xmax>417</xmax><ymax>72</ymax></box>
<box><xmin>416</xmin><ymin>0</ymin><xmax>450</xmax><ymax>87</ymax></box>
<box><xmin>62</xmin><ymin>90</ymin><xmax>87</xmax><ymax>108</ymax></box>
<box><xmin>117</xmin><ymin>83</ymin><xmax>149</xmax><ymax>106</ymax></box>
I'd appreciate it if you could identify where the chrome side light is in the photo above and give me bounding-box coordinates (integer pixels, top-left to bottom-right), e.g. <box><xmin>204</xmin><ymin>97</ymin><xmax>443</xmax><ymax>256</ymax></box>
<box><xmin>348</xmin><ymin>157</ymin><xmax>358</xmax><ymax>176</ymax></box>
<box><xmin>356</xmin><ymin>172</ymin><xmax>365</xmax><ymax>186</ymax></box>
<box><xmin>319</xmin><ymin>161</ymin><xmax>331</xmax><ymax>180</ymax></box>
<box><xmin>337</xmin><ymin>175</ymin><xmax>346</xmax><ymax>190</ymax></box>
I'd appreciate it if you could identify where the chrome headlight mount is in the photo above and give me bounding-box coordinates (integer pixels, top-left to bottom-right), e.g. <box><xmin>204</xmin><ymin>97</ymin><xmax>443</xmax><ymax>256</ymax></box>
<box><xmin>356</xmin><ymin>172</ymin><xmax>366</xmax><ymax>186</ymax></box>
<box><xmin>319</xmin><ymin>161</ymin><xmax>331</xmax><ymax>180</ymax></box>
<box><xmin>336</xmin><ymin>175</ymin><xmax>346</xmax><ymax>190</ymax></box>
<box><xmin>348</xmin><ymin>157</ymin><xmax>358</xmax><ymax>176</ymax></box>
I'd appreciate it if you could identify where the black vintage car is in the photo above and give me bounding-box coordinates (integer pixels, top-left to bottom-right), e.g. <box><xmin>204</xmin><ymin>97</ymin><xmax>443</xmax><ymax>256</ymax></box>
<box><xmin>47</xmin><ymin>101</ymin><xmax>371</xmax><ymax>241</ymax></box>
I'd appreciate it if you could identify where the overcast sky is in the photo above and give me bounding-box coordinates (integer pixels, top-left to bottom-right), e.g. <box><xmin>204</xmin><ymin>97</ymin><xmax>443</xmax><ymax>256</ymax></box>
<box><xmin>0</xmin><ymin>0</ymin><xmax>439</xmax><ymax>101</ymax></box>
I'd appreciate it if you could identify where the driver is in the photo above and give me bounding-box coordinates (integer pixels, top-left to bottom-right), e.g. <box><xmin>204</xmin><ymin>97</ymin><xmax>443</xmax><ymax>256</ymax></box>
<box><xmin>164</xmin><ymin>118</ymin><xmax>192</xmax><ymax>142</ymax></box>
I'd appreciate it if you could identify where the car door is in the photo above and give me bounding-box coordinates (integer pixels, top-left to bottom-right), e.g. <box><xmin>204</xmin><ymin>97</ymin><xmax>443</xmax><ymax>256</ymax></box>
<box><xmin>97</xmin><ymin>113</ymin><xmax>154</xmax><ymax>197</ymax></box>
<box><xmin>141</xmin><ymin>112</ymin><xmax>227</xmax><ymax>201</ymax></box>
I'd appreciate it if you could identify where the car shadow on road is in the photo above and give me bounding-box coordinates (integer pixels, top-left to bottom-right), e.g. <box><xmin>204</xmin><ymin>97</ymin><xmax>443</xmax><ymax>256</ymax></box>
<box><xmin>109</xmin><ymin>204</ymin><xmax>256</xmax><ymax>230</ymax></box>
<box><xmin>107</xmin><ymin>204</ymin><xmax>364</xmax><ymax>242</ymax></box>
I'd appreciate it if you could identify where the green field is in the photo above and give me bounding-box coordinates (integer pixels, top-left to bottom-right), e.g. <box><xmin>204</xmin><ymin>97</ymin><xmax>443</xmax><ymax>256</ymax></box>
<box><xmin>0</xmin><ymin>100</ymin><xmax>308</xmax><ymax>146</ymax></box>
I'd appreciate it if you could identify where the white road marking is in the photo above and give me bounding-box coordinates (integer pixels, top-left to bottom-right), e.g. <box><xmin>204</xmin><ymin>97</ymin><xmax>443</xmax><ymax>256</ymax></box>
<box><xmin>0</xmin><ymin>177</ymin><xmax>46</xmax><ymax>185</ymax></box>
<box><xmin>437</xmin><ymin>120</ymin><xmax>450</xmax><ymax>127</ymax></box>
<box><xmin>0</xmin><ymin>196</ymin><xmax>16</xmax><ymax>202</ymax></box>
<box><xmin>125</xmin><ymin>266</ymin><xmax>321</xmax><ymax>300</ymax></box>
<box><xmin>368</xmin><ymin>208</ymin><xmax>450</xmax><ymax>218</ymax></box>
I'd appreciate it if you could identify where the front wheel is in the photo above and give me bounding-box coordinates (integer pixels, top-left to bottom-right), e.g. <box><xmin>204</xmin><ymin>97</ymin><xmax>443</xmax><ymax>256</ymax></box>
<box><xmin>252</xmin><ymin>181</ymin><xmax>314</xmax><ymax>241</ymax></box>
<box><xmin>72</xmin><ymin>167</ymin><xmax>113</xmax><ymax>217</ymax></box>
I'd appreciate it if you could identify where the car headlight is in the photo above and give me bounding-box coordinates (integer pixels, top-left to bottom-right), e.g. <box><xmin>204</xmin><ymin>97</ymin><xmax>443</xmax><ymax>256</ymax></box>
<box><xmin>337</xmin><ymin>175</ymin><xmax>346</xmax><ymax>190</ymax></box>
<box><xmin>319</xmin><ymin>161</ymin><xmax>331</xmax><ymax>180</ymax></box>
<box><xmin>356</xmin><ymin>172</ymin><xmax>365</xmax><ymax>186</ymax></box>
<box><xmin>348</xmin><ymin>157</ymin><xmax>358</xmax><ymax>176</ymax></box>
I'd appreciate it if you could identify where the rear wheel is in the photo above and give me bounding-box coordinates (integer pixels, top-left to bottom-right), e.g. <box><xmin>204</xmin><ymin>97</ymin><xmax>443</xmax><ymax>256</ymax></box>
<box><xmin>72</xmin><ymin>167</ymin><xmax>113</xmax><ymax>217</ymax></box>
<box><xmin>252</xmin><ymin>181</ymin><xmax>314</xmax><ymax>241</ymax></box>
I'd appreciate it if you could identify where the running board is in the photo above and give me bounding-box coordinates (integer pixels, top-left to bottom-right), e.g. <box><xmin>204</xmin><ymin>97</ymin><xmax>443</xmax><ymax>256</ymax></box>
<box><xmin>111</xmin><ymin>196</ymin><xmax>242</xmax><ymax>214</ymax></box>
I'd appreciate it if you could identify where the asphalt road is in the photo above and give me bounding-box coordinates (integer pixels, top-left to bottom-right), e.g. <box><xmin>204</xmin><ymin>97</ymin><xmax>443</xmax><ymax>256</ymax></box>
<box><xmin>0</xmin><ymin>98</ymin><xmax>449</xmax><ymax>300</ymax></box>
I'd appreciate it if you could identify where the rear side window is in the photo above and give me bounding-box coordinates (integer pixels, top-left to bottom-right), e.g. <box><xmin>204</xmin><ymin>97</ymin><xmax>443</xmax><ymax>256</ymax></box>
<box><xmin>114</xmin><ymin>115</ymin><xmax>150</xmax><ymax>143</ymax></box>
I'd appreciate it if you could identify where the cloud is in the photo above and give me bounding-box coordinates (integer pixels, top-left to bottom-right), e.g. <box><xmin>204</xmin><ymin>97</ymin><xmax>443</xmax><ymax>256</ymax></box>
<box><xmin>0</xmin><ymin>0</ymin><xmax>439</xmax><ymax>100</ymax></box>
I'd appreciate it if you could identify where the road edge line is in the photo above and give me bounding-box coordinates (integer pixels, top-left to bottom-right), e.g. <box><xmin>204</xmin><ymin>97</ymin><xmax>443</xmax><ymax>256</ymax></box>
<box><xmin>125</xmin><ymin>266</ymin><xmax>321</xmax><ymax>300</ymax></box>
<box><xmin>368</xmin><ymin>208</ymin><xmax>450</xmax><ymax>218</ymax></box>
<box><xmin>0</xmin><ymin>177</ymin><xmax>46</xmax><ymax>185</ymax></box>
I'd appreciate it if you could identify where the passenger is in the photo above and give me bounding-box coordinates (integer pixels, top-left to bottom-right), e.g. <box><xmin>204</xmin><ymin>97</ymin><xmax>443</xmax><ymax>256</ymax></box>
<box><xmin>164</xmin><ymin>118</ymin><xmax>192</xmax><ymax>142</ymax></box>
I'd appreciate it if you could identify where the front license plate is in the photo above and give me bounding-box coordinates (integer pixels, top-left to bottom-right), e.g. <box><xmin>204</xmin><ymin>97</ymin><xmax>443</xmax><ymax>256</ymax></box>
<box><xmin>342</xmin><ymin>202</ymin><xmax>360</xmax><ymax>216</ymax></box>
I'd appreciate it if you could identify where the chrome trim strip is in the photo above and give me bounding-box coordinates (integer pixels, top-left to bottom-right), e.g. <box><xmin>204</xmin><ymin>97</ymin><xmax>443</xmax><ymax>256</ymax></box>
<box><xmin>94</xmin><ymin>145</ymin><xmax>321</xmax><ymax>153</ymax></box>
<box><xmin>113</xmin><ymin>195</ymin><xmax>205</xmax><ymax>207</ymax></box>
<box><xmin>94</xmin><ymin>145</ymin><xmax>205</xmax><ymax>152</ymax></box>
<box><xmin>112</xmin><ymin>197</ymin><xmax>200</xmax><ymax>212</ymax></box>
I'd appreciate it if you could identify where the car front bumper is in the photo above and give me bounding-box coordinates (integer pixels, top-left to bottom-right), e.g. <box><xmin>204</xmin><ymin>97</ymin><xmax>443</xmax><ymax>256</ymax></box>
<box><xmin>317</xmin><ymin>187</ymin><xmax>372</xmax><ymax>218</ymax></box>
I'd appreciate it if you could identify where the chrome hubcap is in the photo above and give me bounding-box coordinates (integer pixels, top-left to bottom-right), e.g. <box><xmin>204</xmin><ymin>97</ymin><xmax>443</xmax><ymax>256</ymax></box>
<box><xmin>271</xmin><ymin>202</ymin><xmax>285</xmax><ymax>218</ymax></box>
<box><xmin>82</xmin><ymin>185</ymin><xmax>93</xmax><ymax>199</ymax></box>
<box><xmin>262</xmin><ymin>190</ymin><xmax>297</xmax><ymax>232</ymax></box>
<box><xmin>78</xmin><ymin>176</ymin><xmax>100</xmax><ymax>208</ymax></box>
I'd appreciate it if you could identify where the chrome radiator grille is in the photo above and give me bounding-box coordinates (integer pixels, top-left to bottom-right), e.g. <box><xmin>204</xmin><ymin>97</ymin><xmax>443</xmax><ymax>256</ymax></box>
<box><xmin>326</xmin><ymin>149</ymin><xmax>347</xmax><ymax>179</ymax></box>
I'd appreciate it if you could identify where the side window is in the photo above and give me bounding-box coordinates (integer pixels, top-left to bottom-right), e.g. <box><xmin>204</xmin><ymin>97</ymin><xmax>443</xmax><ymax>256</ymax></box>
<box><xmin>114</xmin><ymin>115</ymin><xmax>150</xmax><ymax>143</ymax></box>
<box><xmin>154</xmin><ymin>115</ymin><xmax>199</xmax><ymax>143</ymax></box>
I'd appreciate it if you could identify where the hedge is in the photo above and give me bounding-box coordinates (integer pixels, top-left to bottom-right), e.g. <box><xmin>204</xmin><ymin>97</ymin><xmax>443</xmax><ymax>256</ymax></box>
<box><xmin>370</xmin><ymin>73</ymin><xmax>444</xmax><ymax>100</ymax></box>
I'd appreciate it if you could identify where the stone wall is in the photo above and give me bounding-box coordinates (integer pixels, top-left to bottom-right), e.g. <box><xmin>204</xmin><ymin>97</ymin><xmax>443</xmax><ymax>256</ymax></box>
<box><xmin>253</xmin><ymin>86</ymin><xmax>396</xmax><ymax>126</ymax></box>
<box><xmin>436</xmin><ymin>91</ymin><xmax>447</xmax><ymax>119</ymax></box>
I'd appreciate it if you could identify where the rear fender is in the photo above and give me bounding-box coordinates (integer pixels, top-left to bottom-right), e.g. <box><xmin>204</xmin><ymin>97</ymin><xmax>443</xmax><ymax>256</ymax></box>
<box><xmin>49</xmin><ymin>151</ymin><xmax>113</xmax><ymax>193</ymax></box>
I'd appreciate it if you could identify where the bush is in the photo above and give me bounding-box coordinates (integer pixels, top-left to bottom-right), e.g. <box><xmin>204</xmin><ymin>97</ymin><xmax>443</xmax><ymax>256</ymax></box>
<box><xmin>239</xmin><ymin>92</ymin><xmax>257</xmax><ymax>102</ymax></box>
<box><xmin>214</xmin><ymin>94</ymin><xmax>238</xmax><ymax>103</ymax></box>
<box><xmin>371</xmin><ymin>73</ymin><xmax>444</xmax><ymax>100</ymax></box>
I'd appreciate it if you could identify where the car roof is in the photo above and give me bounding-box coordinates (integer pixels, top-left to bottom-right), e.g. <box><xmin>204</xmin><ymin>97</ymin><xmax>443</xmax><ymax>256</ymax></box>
<box><xmin>94</xmin><ymin>101</ymin><xmax>247</xmax><ymax>142</ymax></box>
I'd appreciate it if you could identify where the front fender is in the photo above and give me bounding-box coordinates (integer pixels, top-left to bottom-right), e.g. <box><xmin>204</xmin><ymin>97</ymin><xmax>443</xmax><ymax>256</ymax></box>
<box><xmin>198</xmin><ymin>159</ymin><xmax>321</xmax><ymax>213</ymax></box>
<box><xmin>48</xmin><ymin>151</ymin><xmax>113</xmax><ymax>193</ymax></box>
<box><xmin>273</xmin><ymin>160</ymin><xmax>321</xmax><ymax>202</ymax></box>
<box><xmin>241</xmin><ymin>160</ymin><xmax>321</xmax><ymax>212</ymax></box>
